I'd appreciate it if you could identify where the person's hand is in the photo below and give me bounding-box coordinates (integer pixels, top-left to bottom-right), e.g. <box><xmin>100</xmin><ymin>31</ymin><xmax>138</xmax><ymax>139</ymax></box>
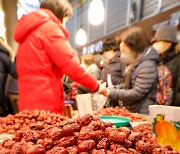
<box><xmin>71</xmin><ymin>82</ymin><xmax>78</xmax><ymax>88</ymax></box>
<box><xmin>98</xmin><ymin>82</ymin><xmax>109</xmax><ymax>97</ymax></box>
<box><xmin>97</xmin><ymin>80</ymin><xmax>104</xmax><ymax>84</ymax></box>
<box><xmin>101</xmin><ymin>87</ymin><xmax>109</xmax><ymax>97</ymax></box>
<box><xmin>98</xmin><ymin>82</ymin><xmax>106</xmax><ymax>92</ymax></box>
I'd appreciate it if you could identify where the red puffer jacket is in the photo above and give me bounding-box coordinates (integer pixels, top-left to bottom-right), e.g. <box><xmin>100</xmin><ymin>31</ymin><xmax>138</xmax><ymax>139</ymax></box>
<box><xmin>14</xmin><ymin>9</ymin><xmax>98</xmax><ymax>115</ymax></box>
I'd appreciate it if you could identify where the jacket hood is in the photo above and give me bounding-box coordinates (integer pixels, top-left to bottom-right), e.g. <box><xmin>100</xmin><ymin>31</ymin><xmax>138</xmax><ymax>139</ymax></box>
<box><xmin>14</xmin><ymin>9</ymin><xmax>69</xmax><ymax>43</ymax></box>
<box><xmin>137</xmin><ymin>46</ymin><xmax>160</xmax><ymax>64</ymax></box>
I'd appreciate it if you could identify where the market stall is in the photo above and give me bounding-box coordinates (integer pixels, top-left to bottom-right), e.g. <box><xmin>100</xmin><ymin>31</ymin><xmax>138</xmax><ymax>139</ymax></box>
<box><xmin>0</xmin><ymin>107</ymin><xmax>179</xmax><ymax>153</ymax></box>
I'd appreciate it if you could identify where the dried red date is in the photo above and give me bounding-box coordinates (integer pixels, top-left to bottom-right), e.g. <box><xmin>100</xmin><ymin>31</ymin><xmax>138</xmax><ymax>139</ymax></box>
<box><xmin>135</xmin><ymin>140</ymin><xmax>151</xmax><ymax>153</ymax></box>
<box><xmin>78</xmin><ymin>127</ymin><xmax>96</xmax><ymax>141</ymax></box>
<box><xmin>97</xmin><ymin>138</ymin><xmax>109</xmax><ymax>149</ymax></box>
<box><xmin>48</xmin><ymin>127</ymin><xmax>62</xmax><ymax>140</ymax></box>
<box><xmin>77</xmin><ymin>140</ymin><xmax>96</xmax><ymax>152</ymax></box>
<box><xmin>42</xmin><ymin>138</ymin><xmax>53</xmax><ymax>150</ymax></box>
<box><xmin>128</xmin><ymin>132</ymin><xmax>142</xmax><ymax>142</ymax></box>
<box><xmin>29</xmin><ymin>122</ymin><xmax>44</xmax><ymax>130</ymax></box>
<box><xmin>66</xmin><ymin>146</ymin><xmax>78</xmax><ymax>154</ymax></box>
<box><xmin>101</xmin><ymin>122</ymin><xmax>113</xmax><ymax>130</ymax></box>
<box><xmin>46</xmin><ymin>147</ymin><xmax>68</xmax><ymax>154</ymax></box>
<box><xmin>24</xmin><ymin>130</ymin><xmax>39</xmax><ymax>143</ymax></box>
<box><xmin>91</xmin><ymin>149</ymin><xmax>106</xmax><ymax>154</ymax></box>
<box><xmin>104</xmin><ymin>127</ymin><xmax>115</xmax><ymax>136</ymax></box>
<box><xmin>21</xmin><ymin>142</ymin><xmax>34</xmax><ymax>153</ymax></box>
<box><xmin>3</xmin><ymin>140</ymin><xmax>15</xmax><ymax>149</ymax></box>
<box><xmin>76</xmin><ymin>114</ymin><xmax>93</xmax><ymax>126</ymax></box>
<box><xmin>26</xmin><ymin>144</ymin><xmax>45</xmax><ymax>154</ymax></box>
<box><xmin>0</xmin><ymin>148</ymin><xmax>11</xmax><ymax>154</ymax></box>
<box><xmin>11</xmin><ymin>142</ymin><xmax>23</xmax><ymax>154</ymax></box>
<box><xmin>93</xmin><ymin>130</ymin><xmax>104</xmax><ymax>142</ymax></box>
<box><xmin>61</xmin><ymin>125</ymin><xmax>74</xmax><ymax>136</ymax></box>
<box><xmin>13</xmin><ymin>130</ymin><xmax>24</xmax><ymax>142</ymax></box>
<box><xmin>118</xmin><ymin>127</ymin><xmax>131</xmax><ymax>137</ymax></box>
<box><xmin>115</xmin><ymin>147</ymin><xmax>129</xmax><ymax>153</ymax></box>
<box><xmin>59</xmin><ymin>136</ymin><xmax>76</xmax><ymax>147</ymax></box>
<box><xmin>70</xmin><ymin>123</ymin><xmax>81</xmax><ymax>132</ymax></box>
<box><xmin>110</xmin><ymin>143</ymin><xmax>125</xmax><ymax>151</ymax></box>
<box><xmin>108</xmin><ymin>131</ymin><xmax>126</xmax><ymax>143</ymax></box>
<box><xmin>122</xmin><ymin>139</ymin><xmax>132</xmax><ymax>148</ymax></box>
<box><xmin>106</xmin><ymin>150</ymin><xmax>114</xmax><ymax>154</ymax></box>
<box><xmin>88</xmin><ymin>121</ymin><xmax>102</xmax><ymax>131</ymax></box>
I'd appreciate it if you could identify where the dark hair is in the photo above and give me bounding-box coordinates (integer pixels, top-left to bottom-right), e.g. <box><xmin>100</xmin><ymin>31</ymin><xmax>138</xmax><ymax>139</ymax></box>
<box><xmin>40</xmin><ymin>0</ymin><xmax>73</xmax><ymax>22</ymax></box>
<box><xmin>120</xmin><ymin>27</ymin><xmax>149</xmax><ymax>53</ymax></box>
<box><xmin>102</xmin><ymin>37</ymin><xmax>119</xmax><ymax>52</ymax></box>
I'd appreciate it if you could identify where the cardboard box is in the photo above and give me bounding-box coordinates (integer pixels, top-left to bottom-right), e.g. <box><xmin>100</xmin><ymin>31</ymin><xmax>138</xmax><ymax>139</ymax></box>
<box><xmin>149</xmin><ymin>105</ymin><xmax>180</xmax><ymax>150</ymax></box>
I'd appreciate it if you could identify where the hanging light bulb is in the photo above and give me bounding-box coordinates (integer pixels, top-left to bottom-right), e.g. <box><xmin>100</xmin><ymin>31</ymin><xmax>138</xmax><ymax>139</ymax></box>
<box><xmin>75</xmin><ymin>26</ymin><xmax>87</xmax><ymax>46</ymax></box>
<box><xmin>88</xmin><ymin>0</ymin><xmax>105</xmax><ymax>25</ymax></box>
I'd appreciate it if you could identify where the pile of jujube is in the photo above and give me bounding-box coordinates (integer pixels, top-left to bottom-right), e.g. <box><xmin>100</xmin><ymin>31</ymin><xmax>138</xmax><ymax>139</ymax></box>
<box><xmin>0</xmin><ymin>114</ymin><xmax>179</xmax><ymax>154</ymax></box>
<box><xmin>0</xmin><ymin>110</ymin><xmax>67</xmax><ymax>134</ymax></box>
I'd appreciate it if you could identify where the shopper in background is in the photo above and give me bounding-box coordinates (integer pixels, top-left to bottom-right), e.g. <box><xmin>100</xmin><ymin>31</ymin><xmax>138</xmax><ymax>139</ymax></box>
<box><xmin>101</xmin><ymin>37</ymin><xmax>125</xmax><ymax>86</ymax></box>
<box><xmin>99</xmin><ymin>27</ymin><xmax>159</xmax><ymax>114</ymax></box>
<box><xmin>75</xmin><ymin>54</ymin><xmax>100</xmax><ymax>94</ymax></box>
<box><xmin>81</xmin><ymin>54</ymin><xmax>100</xmax><ymax>81</ymax></box>
<box><xmin>152</xmin><ymin>25</ymin><xmax>180</xmax><ymax>106</ymax></box>
<box><xmin>0</xmin><ymin>37</ymin><xmax>17</xmax><ymax>116</ymax></box>
<box><xmin>100</xmin><ymin>37</ymin><xmax>125</xmax><ymax>107</ymax></box>
<box><xmin>93</xmin><ymin>53</ymin><xmax>103</xmax><ymax>70</ymax></box>
<box><xmin>14</xmin><ymin>0</ymin><xmax>100</xmax><ymax>115</ymax></box>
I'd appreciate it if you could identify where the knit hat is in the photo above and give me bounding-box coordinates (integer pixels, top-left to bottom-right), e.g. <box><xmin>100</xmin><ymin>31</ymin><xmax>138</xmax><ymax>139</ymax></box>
<box><xmin>152</xmin><ymin>25</ymin><xmax>178</xmax><ymax>43</ymax></box>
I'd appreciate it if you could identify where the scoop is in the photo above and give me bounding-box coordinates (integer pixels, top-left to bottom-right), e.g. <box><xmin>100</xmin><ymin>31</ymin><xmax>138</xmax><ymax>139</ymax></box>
<box><xmin>99</xmin><ymin>116</ymin><xmax>130</xmax><ymax>127</ymax></box>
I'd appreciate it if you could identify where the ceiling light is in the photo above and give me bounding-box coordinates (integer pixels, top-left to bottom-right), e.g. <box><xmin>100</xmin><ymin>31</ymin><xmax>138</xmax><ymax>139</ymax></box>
<box><xmin>75</xmin><ymin>27</ymin><xmax>87</xmax><ymax>46</ymax></box>
<box><xmin>88</xmin><ymin>0</ymin><xmax>105</xmax><ymax>25</ymax></box>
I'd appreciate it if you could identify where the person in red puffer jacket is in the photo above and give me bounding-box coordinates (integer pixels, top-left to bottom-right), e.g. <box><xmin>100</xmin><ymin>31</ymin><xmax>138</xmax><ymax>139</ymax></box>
<box><xmin>13</xmin><ymin>0</ymin><xmax>99</xmax><ymax>115</ymax></box>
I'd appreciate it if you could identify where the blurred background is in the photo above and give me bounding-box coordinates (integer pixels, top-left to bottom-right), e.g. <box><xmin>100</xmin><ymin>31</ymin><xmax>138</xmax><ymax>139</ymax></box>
<box><xmin>0</xmin><ymin>0</ymin><xmax>179</xmax><ymax>54</ymax></box>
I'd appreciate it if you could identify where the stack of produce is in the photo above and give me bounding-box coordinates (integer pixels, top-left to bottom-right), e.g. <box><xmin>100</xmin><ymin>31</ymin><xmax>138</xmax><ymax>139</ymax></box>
<box><xmin>0</xmin><ymin>114</ymin><xmax>179</xmax><ymax>153</ymax></box>
<box><xmin>94</xmin><ymin>107</ymin><xmax>145</xmax><ymax>122</ymax></box>
<box><xmin>0</xmin><ymin>110</ymin><xmax>67</xmax><ymax>134</ymax></box>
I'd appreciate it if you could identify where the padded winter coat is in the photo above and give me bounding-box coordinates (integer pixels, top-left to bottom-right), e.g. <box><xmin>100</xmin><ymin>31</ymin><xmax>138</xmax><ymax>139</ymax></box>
<box><xmin>159</xmin><ymin>49</ymin><xmax>180</xmax><ymax>106</ymax></box>
<box><xmin>14</xmin><ymin>9</ymin><xmax>98</xmax><ymax>115</ymax></box>
<box><xmin>109</xmin><ymin>47</ymin><xmax>159</xmax><ymax>114</ymax></box>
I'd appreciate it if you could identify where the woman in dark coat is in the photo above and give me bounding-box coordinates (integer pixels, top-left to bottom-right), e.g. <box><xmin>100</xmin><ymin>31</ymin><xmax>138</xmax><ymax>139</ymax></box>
<box><xmin>152</xmin><ymin>25</ymin><xmax>180</xmax><ymax>106</ymax></box>
<box><xmin>0</xmin><ymin>39</ymin><xmax>17</xmax><ymax>115</ymax></box>
<box><xmin>99</xmin><ymin>27</ymin><xmax>159</xmax><ymax>114</ymax></box>
<box><xmin>100</xmin><ymin>37</ymin><xmax>125</xmax><ymax>86</ymax></box>
<box><xmin>100</xmin><ymin>37</ymin><xmax>125</xmax><ymax>107</ymax></box>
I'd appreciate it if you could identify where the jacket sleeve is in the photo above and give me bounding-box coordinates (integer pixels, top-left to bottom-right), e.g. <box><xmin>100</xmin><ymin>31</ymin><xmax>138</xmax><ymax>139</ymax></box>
<box><xmin>113</xmin><ymin>83</ymin><xmax>124</xmax><ymax>89</ymax></box>
<box><xmin>109</xmin><ymin>61</ymin><xmax>157</xmax><ymax>104</ymax></box>
<box><xmin>42</xmin><ymin>23</ymin><xmax>98</xmax><ymax>92</ymax></box>
<box><xmin>1</xmin><ymin>52</ymin><xmax>18</xmax><ymax>78</ymax></box>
